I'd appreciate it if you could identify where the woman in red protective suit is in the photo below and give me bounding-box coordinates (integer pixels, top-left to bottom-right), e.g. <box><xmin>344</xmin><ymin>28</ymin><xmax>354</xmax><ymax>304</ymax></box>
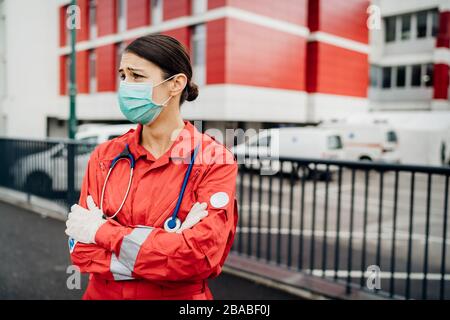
<box><xmin>65</xmin><ymin>34</ymin><xmax>238</xmax><ymax>300</ymax></box>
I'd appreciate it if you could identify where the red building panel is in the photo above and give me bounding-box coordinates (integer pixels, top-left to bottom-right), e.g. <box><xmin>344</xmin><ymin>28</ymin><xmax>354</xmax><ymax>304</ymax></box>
<box><xmin>77</xmin><ymin>0</ymin><xmax>90</xmax><ymax>42</ymax></box>
<box><xmin>96</xmin><ymin>44</ymin><xmax>117</xmax><ymax>92</ymax></box>
<box><xmin>230</xmin><ymin>0</ymin><xmax>308</xmax><ymax>26</ymax></box>
<box><xmin>127</xmin><ymin>0</ymin><xmax>150</xmax><ymax>30</ymax></box>
<box><xmin>163</xmin><ymin>0</ymin><xmax>191</xmax><ymax>21</ymax></box>
<box><xmin>59</xmin><ymin>6</ymin><xmax>66</xmax><ymax>47</ymax></box>
<box><xmin>437</xmin><ymin>11</ymin><xmax>450</xmax><ymax>48</ymax></box>
<box><xmin>76</xmin><ymin>50</ymin><xmax>90</xmax><ymax>94</ymax></box>
<box><xmin>433</xmin><ymin>64</ymin><xmax>449</xmax><ymax>100</ymax></box>
<box><xmin>59</xmin><ymin>55</ymin><xmax>67</xmax><ymax>95</ymax></box>
<box><xmin>162</xmin><ymin>27</ymin><xmax>191</xmax><ymax>52</ymax></box>
<box><xmin>307</xmin><ymin>42</ymin><xmax>368</xmax><ymax>97</ymax></box>
<box><xmin>97</xmin><ymin>0</ymin><xmax>117</xmax><ymax>37</ymax></box>
<box><xmin>206</xmin><ymin>19</ymin><xmax>226</xmax><ymax>84</ymax></box>
<box><xmin>225</xmin><ymin>18</ymin><xmax>306</xmax><ymax>91</ymax></box>
<box><xmin>310</xmin><ymin>0</ymin><xmax>369</xmax><ymax>44</ymax></box>
<box><xmin>306</xmin><ymin>42</ymin><xmax>318</xmax><ymax>93</ymax></box>
<box><xmin>208</xmin><ymin>0</ymin><xmax>308</xmax><ymax>26</ymax></box>
<box><xmin>208</xmin><ymin>0</ymin><xmax>226</xmax><ymax>10</ymax></box>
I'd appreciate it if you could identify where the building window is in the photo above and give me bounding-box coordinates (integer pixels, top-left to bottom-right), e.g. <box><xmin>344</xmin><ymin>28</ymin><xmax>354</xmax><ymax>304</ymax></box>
<box><xmin>192</xmin><ymin>24</ymin><xmax>206</xmax><ymax>86</ymax></box>
<box><xmin>192</xmin><ymin>0</ymin><xmax>207</xmax><ymax>15</ymax></box>
<box><xmin>117</xmin><ymin>0</ymin><xmax>127</xmax><ymax>33</ymax></box>
<box><xmin>382</xmin><ymin>67</ymin><xmax>392</xmax><ymax>89</ymax></box>
<box><xmin>375</xmin><ymin>63</ymin><xmax>433</xmax><ymax>90</ymax></box>
<box><xmin>66</xmin><ymin>55</ymin><xmax>71</xmax><ymax>95</ymax></box>
<box><xmin>411</xmin><ymin>64</ymin><xmax>422</xmax><ymax>87</ymax></box>
<box><xmin>424</xmin><ymin>63</ymin><xmax>434</xmax><ymax>87</ymax></box>
<box><xmin>65</xmin><ymin>6</ymin><xmax>71</xmax><ymax>45</ymax></box>
<box><xmin>89</xmin><ymin>0</ymin><xmax>96</xmax><ymax>39</ymax></box>
<box><xmin>370</xmin><ymin>65</ymin><xmax>379</xmax><ymax>88</ymax></box>
<box><xmin>396</xmin><ymin>66</ymin><xmax>406</xmax><ymax>87</ymax></box>
<box><xmin>416</xmin><ymin>11</ymin><xmax>428</xmax><ymax>38</ymax></box>
<box><xmin>431</xmin><ymin>10</ymin><xmax>439</xmax><ymax>37</ymax></box>
<box><xmin>116</xmin><ymin>42</ymin><xmax>127</xmax><ymax>88</ymax></box>
<box><xmin>400</xmin><ymin>14</ymin><xmax>411</xmax><ymax>40</ymax></box>
<box><xmin>89</xmin><ymin>50</ymin><xmax>96</xmax><ymax>93</ymax></box>
<box><xmin>385</xmin><ymin>16</ymin><xmax>396</xmax><ymax>42</ymax></box>
<box><xmin>385</xmin><ymin>9</ymin><xmax>439</xmax><ymax>43</ymax></box>
<box><xmin>151</xmin><ymin>0</ymin><xmax>163</xmax><ymax>25</ymax></box>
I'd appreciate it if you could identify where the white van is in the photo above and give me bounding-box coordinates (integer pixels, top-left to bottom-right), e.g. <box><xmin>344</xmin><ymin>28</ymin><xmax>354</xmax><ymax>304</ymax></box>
<box><xmin>75</xmin><ymin>124</ymin><xmax>137</xmax><ymax>144</ymax></box>
<box><xmin>319</xmin><ymin>122</ymin><xmax>400</xmax><ymax>162</ymax></box>
<box><xmin>232</xmin><ymin>127</ymin><xmax>344</xmax><ymax>178</ymax></box>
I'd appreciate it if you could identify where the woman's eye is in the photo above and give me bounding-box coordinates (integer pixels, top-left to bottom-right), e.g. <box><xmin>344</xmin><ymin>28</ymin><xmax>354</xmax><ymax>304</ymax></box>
<box><xmin>119</xmin><ymin>74</ymin><xmax>125</xmax><ymax>80</ymax></box>
<box><xmin>132</xmin><ymin>73</ymin><xmax>143</xmax><ymax>79</ymax></box>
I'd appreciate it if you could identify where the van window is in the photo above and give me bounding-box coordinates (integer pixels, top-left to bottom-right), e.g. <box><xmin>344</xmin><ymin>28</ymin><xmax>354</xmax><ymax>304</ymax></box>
<box><xmin>386</xmin><ymin>130</ymin><xmax>398</xmax><ymax>143</ymax></box>
<box><xmin>77</xmin><ymin>136</ymin><xmax>98</xmax><ymax>155</ymax></box>
<box><xmin>108</xmin><ymin>135</ymin><xmax>121</xmax><ymax>140</ymax></box>
<box><xmin>250</xmin><ymin>135</ymin><xmax>271</xmax><ymax>147</ymax></box>
<box><xmin>79</xmin><ymin>136</ymin><xmax>98</xmax><ymax>144</ymax></box>
<box><xmin>327</xmin><ymin>135</ymin><xmax>343</xmax><ymax>150</ymax></box>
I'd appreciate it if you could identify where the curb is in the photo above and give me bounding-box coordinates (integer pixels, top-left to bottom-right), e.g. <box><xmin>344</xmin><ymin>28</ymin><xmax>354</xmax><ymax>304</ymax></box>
<box><xmin>0</xmin><ymin>187</ymin><xmax>67</xmax><ymax>222</ymax></box>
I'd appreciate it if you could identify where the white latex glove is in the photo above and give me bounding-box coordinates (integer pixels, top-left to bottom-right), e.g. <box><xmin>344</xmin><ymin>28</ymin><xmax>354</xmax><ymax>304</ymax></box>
<box><xmin>65</xmin><ymin>195</ymin><xmax>106</xmax><ymax>244</ymax></box>
<box><xmin>176</xmin><ymin>202</ymin><xmax>208</xmax><ymax>233</ymax></box>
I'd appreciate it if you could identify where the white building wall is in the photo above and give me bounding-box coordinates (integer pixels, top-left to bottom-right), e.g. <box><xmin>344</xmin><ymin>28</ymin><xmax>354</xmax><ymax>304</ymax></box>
<box><xmin>369</xmin><ymin>0</ymin><xmax>450</xmax><ymax>111</ymax></box>
<box><xmin>1</xmin><ymin>0</ymin><xmax>60</xmax><ymax>138</ymax></box>
<box><xmin>0</xmin><ymin>0</ymin><xmax>7</xmax><ymax>136</ymax></box>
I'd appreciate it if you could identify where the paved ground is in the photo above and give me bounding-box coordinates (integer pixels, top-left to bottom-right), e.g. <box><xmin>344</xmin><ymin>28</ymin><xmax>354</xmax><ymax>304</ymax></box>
<box><xmin>0</xmin><ymin>200</ymin><xmax>299</xmax><ymax>300</ymax></box>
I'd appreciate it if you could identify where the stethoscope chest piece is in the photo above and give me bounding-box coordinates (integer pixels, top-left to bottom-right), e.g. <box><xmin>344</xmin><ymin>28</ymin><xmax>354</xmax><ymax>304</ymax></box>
<box><xmin>164</xmin><ymin>217</ymin><xmax>181</xmax><ymax>233</ymax></box>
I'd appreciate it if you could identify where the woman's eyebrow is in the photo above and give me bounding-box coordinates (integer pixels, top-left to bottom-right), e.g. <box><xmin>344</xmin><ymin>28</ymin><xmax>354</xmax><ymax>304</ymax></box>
<box><xmin>128</xmin><ymin>67</ymin><xmax>146</xmax><ymax>73</ymax></box>
<box><xmin>118</xmin><ymin>67</ymin><xmax>146</xmax><ymax>73</ymax></box>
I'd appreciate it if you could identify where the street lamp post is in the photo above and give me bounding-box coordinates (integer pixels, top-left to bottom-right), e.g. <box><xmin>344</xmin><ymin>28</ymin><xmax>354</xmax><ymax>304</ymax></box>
<box><xmin>68</xmin><ymin>0</ymin><xmax>77</xmax><ymax>139</ymax></box>
<box><xmin>67</xmin><ymin>0</ymin><xmax>77</xmax><ymax>207</ymax></box>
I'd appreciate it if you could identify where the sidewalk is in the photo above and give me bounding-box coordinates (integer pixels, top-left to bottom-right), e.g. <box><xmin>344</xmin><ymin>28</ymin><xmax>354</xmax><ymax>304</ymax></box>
<box><xmin>0</xmin><ymin>200</ymin><xmax>299</xmax><ymax>299</ymax></box>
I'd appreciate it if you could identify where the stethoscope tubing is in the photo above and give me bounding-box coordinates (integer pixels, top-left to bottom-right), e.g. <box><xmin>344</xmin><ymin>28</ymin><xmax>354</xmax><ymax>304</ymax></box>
<box><xmin>100</xmin><ymin>157</ymin><xmax>134</xmax><ymax>220</ymax></box>
<box><xmin>166</xmin><ymin>144</ymin><xmax>200</xmax><ymax>229</ymax></box>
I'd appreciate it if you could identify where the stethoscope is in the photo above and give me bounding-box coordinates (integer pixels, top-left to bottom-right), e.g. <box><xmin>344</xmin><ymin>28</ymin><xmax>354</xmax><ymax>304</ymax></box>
<box><xmin>100</xmin><ymin>143</ymin><xmax>200</xmax><ymax>233</ymax></box>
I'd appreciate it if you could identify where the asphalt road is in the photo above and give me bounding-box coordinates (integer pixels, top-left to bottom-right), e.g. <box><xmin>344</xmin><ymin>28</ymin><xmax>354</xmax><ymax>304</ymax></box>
<box><xmin>0</xmin><ymin>200</ymin><xmax>298</xmax><ymax>300</ymax></box>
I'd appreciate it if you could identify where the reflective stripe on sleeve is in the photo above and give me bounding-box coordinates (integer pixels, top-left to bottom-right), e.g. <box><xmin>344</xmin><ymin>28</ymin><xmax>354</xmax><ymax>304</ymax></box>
<box><xmin>110</xmin><ymin>253</ymin><xmax>134</xmax><ymax>281</ymax></box>
<box><xmin>118</xmin><ymin>227</ymin><xmax>153</xmax><ymax>272</ymax></box>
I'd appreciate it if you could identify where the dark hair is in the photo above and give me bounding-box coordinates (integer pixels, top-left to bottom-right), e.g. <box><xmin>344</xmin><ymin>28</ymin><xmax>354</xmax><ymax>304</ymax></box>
<box><xmin>125</xmin><ymin>34</ymin><xmax>199</xmax><ymax>105</ymax></box>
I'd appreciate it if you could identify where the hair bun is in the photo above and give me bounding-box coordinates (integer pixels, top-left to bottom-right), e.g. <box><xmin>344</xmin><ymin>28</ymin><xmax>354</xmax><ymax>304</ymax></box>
<box><xmin>186</xmin><ymin>81</ymin><xmax>199</xmax><ymax>102</ymax></box>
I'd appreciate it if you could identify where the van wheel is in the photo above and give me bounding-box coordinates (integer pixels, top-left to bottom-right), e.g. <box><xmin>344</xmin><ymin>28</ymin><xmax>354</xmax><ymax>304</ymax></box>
<box><xmin>25</xmin><ymin>172</ymin><xmax>52</xmax><ymax>197</ymax></box>
<box><xmin>320</xmin><ymin>171</ymin><xmax>333</xmax><ymax>182</ymax></box>
<box><xmin>296</xmin><ymin>166</ymin><xmax>310</xmax><ymax>180</ymax></box>
<box><xmin>359</xmin><ymin>156</ymin><xmax>372</xmax><ymax>162</ymax></box>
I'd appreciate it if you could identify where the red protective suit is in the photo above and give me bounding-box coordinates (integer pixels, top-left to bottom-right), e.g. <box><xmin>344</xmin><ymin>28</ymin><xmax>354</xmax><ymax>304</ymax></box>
<box><xmin>69</xmin><ymin>120</ymin><xmax>238</xmax><ymax>300</ymax></box>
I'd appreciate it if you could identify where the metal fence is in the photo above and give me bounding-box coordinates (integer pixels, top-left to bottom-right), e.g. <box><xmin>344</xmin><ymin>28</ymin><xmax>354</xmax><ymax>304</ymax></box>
<box><xmin>0</xmin><ymin>137</ymin><xmax>449</xmax><ymax>299</ymax></box>
<box><xmin>0</xmin><ymin>138</ymin><xmax>96</xmax><ymax>209</ymax></box>
<box><xmin>233</xmin><ymin>157</ymin><xmax>450</xmax><ymax>300</ymax></box>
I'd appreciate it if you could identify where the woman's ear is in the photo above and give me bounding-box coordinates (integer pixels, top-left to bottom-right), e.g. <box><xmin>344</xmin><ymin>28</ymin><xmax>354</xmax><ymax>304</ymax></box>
<box><xmin>170</xmin><ymin>73</ymin><xmax>188</xmax><ymax>95</ymax></box>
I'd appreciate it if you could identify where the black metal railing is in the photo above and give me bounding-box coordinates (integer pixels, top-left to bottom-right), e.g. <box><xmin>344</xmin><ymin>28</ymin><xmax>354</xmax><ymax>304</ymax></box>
<box><xmin>232</xmin><ymin>157</ymin><xmax>450</xmax><ymax>300</ymax></box>
<box><xmin>0</xmin><ymin>138</ymin><xmax>96</xmax><ymax>210</ymax></box>
<box><xmin>0</xmin><ymin>137</ymin><xmax>449</xmax><ymax>299</ymax></box>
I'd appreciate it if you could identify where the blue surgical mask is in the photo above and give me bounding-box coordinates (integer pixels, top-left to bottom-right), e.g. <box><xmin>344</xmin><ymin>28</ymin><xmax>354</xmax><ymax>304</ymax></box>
<box><xmin>118</xmin><ymin>75</ymin><xmax>176</xmax><ymax>125</ymax></box>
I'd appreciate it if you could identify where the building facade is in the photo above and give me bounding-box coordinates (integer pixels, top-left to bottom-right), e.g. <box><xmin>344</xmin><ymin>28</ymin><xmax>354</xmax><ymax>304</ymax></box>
<box><xmin>370</xmin><ymin>0</ymin><xmax>450</xmax><ymax>112</ymax></box>
<box><xmin>1</xmin><ymin>0</ymin><xmax>370</xmax><ymax>138</ymax></box>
